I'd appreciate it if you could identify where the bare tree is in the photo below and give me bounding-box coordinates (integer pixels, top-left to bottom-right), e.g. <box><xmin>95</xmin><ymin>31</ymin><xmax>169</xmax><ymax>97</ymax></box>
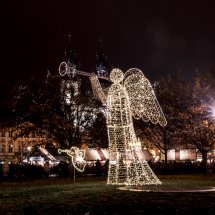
<box><xmin>12</xmin><ymin>73</ymin><xmax>106</xmax><ymax>149</ymax></box>
<box><xmin>135</xmin><ymin>70</ymin><xmax>215</xmax><ymax>170</ymax></box>
<box><xmin>182</xmin><ymin>71</ymin><xmax>215</xmax><ymax>171</ymax></box>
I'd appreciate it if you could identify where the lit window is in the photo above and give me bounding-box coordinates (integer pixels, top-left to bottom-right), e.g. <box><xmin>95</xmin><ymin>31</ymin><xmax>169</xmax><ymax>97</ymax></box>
<box><xmin>1</xmin><ymin>131</ymin><xmax>5</xmax><ymax>137</ymax></box>
<box><xmin>1</xmin><ymin>145</ymin><xmax>5</xmax><ymax>153</ymax></box>
<box><xmin>8</xmin><ymin>144</ymin><xmax>13</xmax><ymax>153</ymax></box>
<box><xmin>18</xmin><ymin>144</ymin><xmax>22</xmax><ymax>153</ymax></box>
<box><xmin>9</xmin><ymin>131</ymin><xmax>13</xmax><ymax>137</ymax></box>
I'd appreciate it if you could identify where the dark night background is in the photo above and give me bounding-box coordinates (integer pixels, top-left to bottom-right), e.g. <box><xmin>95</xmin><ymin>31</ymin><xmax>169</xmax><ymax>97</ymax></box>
<box><xmin>1</xmin><ymin>0</ymin><xmax>215</xmax><ymax>106</ymax></box>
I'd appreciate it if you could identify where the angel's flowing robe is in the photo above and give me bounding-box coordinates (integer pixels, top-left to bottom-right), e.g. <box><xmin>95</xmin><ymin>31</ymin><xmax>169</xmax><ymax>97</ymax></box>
<box><xmin>107</xmin><ymin>82</ymin><xmax>161</xmax><ymax>185</ymax></box>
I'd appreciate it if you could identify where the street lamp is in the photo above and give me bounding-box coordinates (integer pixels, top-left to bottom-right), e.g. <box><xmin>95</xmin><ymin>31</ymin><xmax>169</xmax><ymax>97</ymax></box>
<box><xmin>211</xmin><ymin>107</ymin><xmax>215</xmax><ymax>118</ymax></box>
<box><xmin>27</xmin><ymin>146</ymin><xmax>32</xmax><ymax>151</ymax></box>
<box><xmin>207</xmin><ymin>104</ymin><xmax>215</xmax><ymax>122</ymax></box>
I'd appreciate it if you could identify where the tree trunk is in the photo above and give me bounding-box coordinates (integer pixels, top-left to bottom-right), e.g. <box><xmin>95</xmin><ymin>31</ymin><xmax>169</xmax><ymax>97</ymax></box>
<box><xmin>201</xmin><ymin>151</ymin><xmax>208</xmax><ymax>174</ymax></box>
<box><xmin>163</xmin><ymin>128</ymin><xmax>168</xmax><ymax>166</ymax></box>
<box><xmin>164</xmin><ymin>143</ymin><xmax>168</xmax><ymax>165</ymax></box>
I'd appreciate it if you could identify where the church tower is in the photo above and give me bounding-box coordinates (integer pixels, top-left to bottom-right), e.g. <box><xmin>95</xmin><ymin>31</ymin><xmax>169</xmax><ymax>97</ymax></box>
<box><xmin>96</xmin><ymin>38</ymin><xmax>108</xmax><ymax>77</ymax></box>
<box><xmin>63</xmin><ymin>35</ymin><xmax>77</xmax><ymax>78</ymax></box>
<box><xmin>59</xmin><ymin>36</ymin><xmax>81</xmax><ymax>123</ymax></box>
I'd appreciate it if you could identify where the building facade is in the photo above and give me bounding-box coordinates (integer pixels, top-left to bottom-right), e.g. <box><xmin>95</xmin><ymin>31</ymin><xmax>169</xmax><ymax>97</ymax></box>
<box><xmin>0</xmin><ymin>127</ymin><xmax>55</xmax><ymax>163</ymax></box>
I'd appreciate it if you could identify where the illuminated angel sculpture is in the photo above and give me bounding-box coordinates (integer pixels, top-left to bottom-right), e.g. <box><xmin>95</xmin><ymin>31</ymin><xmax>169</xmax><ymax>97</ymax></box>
<box><xmin>101</xmin><ymin>68</ymin><xmax>167</xmax><ymax>185</ymax></box>
<box><xmin>58</xmin><ymin>147</ymin><xmax>87</xmax><ymax>172</ymax></box>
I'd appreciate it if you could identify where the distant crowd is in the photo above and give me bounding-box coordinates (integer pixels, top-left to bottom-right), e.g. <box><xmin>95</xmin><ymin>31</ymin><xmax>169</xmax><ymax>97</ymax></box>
<box><xmin>0</xmin><ymin>159</ymin><xmax>215</xmax><ymax>180</ymax></box>
<box><xmin>149</xmin><ymin>160</ymin><xmax>215</xmax><ymax>175</ymax></box>
<box><xmin>0</xmin><ymin>159</ymin><xmax>109</xmax><ymax>179</ymax></box>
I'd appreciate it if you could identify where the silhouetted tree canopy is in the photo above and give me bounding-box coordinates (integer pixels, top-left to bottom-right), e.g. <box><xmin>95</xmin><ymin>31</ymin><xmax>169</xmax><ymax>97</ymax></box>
<box><xmin>12</xmin><ymin>73</ymin><xmax>108</xmax><ymax>148</ymax></box>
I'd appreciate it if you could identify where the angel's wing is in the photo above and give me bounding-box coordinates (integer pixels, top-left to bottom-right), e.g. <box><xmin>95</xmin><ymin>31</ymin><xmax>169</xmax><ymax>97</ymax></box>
<box><xmin>124</xmin><ymin>68</ymin><xmax>167</xmax><ymax>127</ymax></box>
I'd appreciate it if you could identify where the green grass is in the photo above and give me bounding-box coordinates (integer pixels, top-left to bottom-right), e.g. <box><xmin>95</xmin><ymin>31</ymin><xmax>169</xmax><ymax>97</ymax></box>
<box><xmin>0</xmin><ymin>175</ymin><xmax>215</xmax><ymax>214</ymax></box>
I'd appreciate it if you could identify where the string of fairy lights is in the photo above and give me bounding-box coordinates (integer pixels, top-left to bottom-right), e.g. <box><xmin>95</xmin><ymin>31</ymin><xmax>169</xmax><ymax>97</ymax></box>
<box><xmin>90</xmin><ymin>74</ymin><xmax>107</xmax><ymax>105</ymax></box>
<box><xmin>124</xmin><ymin>68</ymin><xmax>167</xmax><ymax>127</ymax></box>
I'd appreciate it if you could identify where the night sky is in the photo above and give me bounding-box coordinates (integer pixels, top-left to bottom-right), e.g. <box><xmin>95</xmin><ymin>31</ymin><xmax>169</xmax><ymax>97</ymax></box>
<box><xmin>1</xmin><ymin>0</ymin><xmax>215</xmax><ymax>105</ymax></box>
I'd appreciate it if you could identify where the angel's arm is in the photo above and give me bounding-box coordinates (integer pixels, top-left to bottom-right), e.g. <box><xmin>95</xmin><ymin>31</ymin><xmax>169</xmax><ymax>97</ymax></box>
<box><xmin>89</xmin><ymin>74</ymin><xmax>107</xmax><ymax>105</ymax></box>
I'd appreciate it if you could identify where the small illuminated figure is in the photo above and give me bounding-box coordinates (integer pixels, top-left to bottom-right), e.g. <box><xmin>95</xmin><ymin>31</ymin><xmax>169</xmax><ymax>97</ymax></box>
<box><xmin>58</xmin><ymin>147</ymin><xmax>87</xmax><ymax>172</ymax></box>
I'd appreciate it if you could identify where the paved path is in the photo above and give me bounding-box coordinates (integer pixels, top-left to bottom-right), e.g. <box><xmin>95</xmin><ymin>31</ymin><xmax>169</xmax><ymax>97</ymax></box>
<box><xmin>118</xmin><ymin>185</ymin><xmax>215</xmax><ymax>192</ymax></box>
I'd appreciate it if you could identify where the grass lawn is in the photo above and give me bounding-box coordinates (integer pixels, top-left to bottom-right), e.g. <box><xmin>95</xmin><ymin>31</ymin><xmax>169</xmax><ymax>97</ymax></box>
<box><xmin>0</xmin><ymin>175</ymin><xmax>215</xmax><ymax>215</ymax></box>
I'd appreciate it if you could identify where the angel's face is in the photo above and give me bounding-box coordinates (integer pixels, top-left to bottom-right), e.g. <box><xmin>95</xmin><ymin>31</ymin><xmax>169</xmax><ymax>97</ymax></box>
<box><xmin>110</xmin><ymin>69</ymin><xmax>124</xmax><ymax>84</ymax></box>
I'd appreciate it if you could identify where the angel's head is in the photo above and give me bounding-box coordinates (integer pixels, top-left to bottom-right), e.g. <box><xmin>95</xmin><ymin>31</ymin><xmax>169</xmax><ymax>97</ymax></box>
<box><xmin>110</xmin><ymin>68</ymin><xmax>124</xmax><ymax>84</ymax></box>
